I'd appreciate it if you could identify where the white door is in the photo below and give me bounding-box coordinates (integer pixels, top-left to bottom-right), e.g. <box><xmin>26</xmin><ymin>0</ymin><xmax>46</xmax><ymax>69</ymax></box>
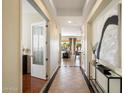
<box><xmin>31</xmin><ymin>21</ymin><xmax>46</xmax><ymax>80</ymax></box>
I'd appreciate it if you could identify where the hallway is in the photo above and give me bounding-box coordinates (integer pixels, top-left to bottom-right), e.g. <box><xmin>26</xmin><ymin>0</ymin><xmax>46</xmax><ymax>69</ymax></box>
<box><xmin>48</xmin><ymin>55</ymin><xmax>90</xmax><ymax>93</ymax></box>
<box><xmin>2</xmin><ymin>0</ymin><xmax>122</xmax><ymax>93</ymax></box>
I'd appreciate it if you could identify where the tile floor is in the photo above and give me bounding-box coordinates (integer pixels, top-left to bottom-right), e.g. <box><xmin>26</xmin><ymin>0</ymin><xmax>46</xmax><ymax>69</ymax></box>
<box><xmin>61</xmin><ymin>55</ymin><xmax>81</xmax><ymax>67</ymax></box>
<box><xmin>48</xmin><ymin>55</ymin><xmax>90</xmax><ymax>93</ymax></box>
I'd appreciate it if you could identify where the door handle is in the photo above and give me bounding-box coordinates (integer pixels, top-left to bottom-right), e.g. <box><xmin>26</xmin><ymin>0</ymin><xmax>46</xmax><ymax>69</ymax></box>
<box><xmin>46</xmin><ymin>58</ymin><xmax>48</xmax><ymax>61</ymax></box>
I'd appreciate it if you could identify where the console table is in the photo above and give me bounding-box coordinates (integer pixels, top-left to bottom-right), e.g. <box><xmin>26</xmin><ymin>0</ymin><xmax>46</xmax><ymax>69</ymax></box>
<box><xmin>96</xmin><ymin>64</ymin><xmax>122</xmax><ymax>93</ymax></box>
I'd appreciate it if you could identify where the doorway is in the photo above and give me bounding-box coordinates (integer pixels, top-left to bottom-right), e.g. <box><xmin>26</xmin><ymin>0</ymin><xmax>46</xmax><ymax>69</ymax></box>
<box><xmin>21</xmin><ymin>0</ymin><xmax>49</xmax><ymax>93</ymax></box>
<box><xmin>61</xmin><ymin>36</ymin><xmax>82</xmax><ymax>67</ymax></box>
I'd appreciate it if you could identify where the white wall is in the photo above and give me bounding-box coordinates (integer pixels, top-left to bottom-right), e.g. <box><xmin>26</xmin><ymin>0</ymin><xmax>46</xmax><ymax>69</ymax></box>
<box><xmin>3</xmin><ymin>0</ymin><xmax>21</xmax><ymax>93</ymax></box>
<box><xmin>81</xmin><ymin>24</ymin><xmax>88</xmax><ymax>75</ymax></box>
<box><xmin>22</xmin><ymin>13</ymin><xmax>43</xmax><ymax>50</ymax></box>
<box><xmin>49</xmin><ymin>21</ymin><xmax>60</xmax><ymax>76</ymax></box>
<box><xmin>22</xmin><ymin>0</ymin><xmax>43</xmax><ymax>51</ymax></box>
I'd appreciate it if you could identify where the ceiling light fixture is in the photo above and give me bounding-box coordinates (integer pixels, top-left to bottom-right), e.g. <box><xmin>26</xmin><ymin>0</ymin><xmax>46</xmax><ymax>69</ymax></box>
<box><xmin>68</xmin><ymin>20</ymin><xmax>72</xmax><ymax>23</ymax></box>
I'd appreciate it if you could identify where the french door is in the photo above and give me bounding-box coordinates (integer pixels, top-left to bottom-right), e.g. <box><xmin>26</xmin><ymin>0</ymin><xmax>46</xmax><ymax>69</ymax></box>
<box><xmin>31</xmin><ymin>21</ymin><xmax>46</xmax><ymax>79</ymax></box>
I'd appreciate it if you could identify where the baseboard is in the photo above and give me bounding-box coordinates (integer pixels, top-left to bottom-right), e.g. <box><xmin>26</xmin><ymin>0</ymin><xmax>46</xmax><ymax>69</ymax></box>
<box><xmin>40</xmin><ymin>66</ymin><xmax>60</xmax><ymax>93</ymax></box>
<box><xmin>80</xmin><ymin>67</ymin><xmax>95</xmax><ymax>93</ymax></box>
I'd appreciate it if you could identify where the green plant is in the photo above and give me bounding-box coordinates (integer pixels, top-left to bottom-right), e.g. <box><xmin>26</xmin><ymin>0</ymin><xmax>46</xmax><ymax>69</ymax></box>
<box><xmin>76</xmin><ymin>43</ymin><xmax>81</xmax><ymax>47</ymax></box>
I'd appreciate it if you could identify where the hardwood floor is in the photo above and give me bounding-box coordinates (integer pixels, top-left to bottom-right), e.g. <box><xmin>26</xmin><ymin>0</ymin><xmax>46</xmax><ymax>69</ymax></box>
<box><xmin>23</xmin><ymin>74</ymin><xmax>47</xmax><ymax>93</ymax></box>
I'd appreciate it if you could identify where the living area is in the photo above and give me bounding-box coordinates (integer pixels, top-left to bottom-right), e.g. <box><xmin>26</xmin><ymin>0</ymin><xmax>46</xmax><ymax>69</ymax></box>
<box><xmin>61</xmin><ymin>36</ymin><xmax>82</xmax><ymax>67</ymax></box>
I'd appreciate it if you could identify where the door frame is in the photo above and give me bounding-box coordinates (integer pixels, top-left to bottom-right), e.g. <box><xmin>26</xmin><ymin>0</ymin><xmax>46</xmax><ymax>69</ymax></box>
<box><xmin>20</xmin><ymin>0</ymin><xmax>50</xmax><ymax>91</ymax></box>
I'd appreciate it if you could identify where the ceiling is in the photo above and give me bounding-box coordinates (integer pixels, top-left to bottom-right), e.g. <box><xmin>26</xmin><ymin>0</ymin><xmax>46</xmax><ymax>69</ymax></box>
<box><xmin>53</xmin><ymin>0</ymin><xmax>84</xmax><ymax>9</ymax></box>
<box><xmin>57</xmin><ymin>16</ymin><xmax>82</xmax><ymax>36</ymax></box>
<box><xmin>57</xmin><ymin>16</ymin><xmax>83</xmax><ymax>27</ymax></box>
<box><xmin>61</xmin><ymin>26</ymin><xmax>81</xmax><ymax>36</ymax></box>
<box><xmin>43</xmin><ymin>0</ymin><xmax>96</xmax><ymax>37</ymax></box>
<box><xmin>52</xmin><ymin>0</ymin><xmax>85</xmax><ymax>16</ymax></box>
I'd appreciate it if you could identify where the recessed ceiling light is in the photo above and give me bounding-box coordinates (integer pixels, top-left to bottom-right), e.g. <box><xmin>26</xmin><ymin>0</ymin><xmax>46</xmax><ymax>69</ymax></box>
<box><xmin>68</xmin><ymin>20</ymin><xmax>72</xmax><ymax>23</ymax></box>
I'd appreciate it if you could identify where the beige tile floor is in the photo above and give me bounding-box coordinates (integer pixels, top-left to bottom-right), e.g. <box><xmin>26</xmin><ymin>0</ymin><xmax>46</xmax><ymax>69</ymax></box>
<box><xmin>48</xmin><ymin>55</ymin><xmax>90</xmax><ymax>93</ymax></box>
<box><xmin>61</xmin><ymin>55</ymin><xmax>81</xmax><ymax>67</ymax></box>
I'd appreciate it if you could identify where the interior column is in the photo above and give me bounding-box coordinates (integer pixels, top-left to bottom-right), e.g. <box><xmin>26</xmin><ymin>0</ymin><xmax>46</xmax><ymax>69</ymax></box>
<box><xmin>69</xmin><ymin>38</ymin><xmax>72</xmax><ymax>54</ymax></box>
